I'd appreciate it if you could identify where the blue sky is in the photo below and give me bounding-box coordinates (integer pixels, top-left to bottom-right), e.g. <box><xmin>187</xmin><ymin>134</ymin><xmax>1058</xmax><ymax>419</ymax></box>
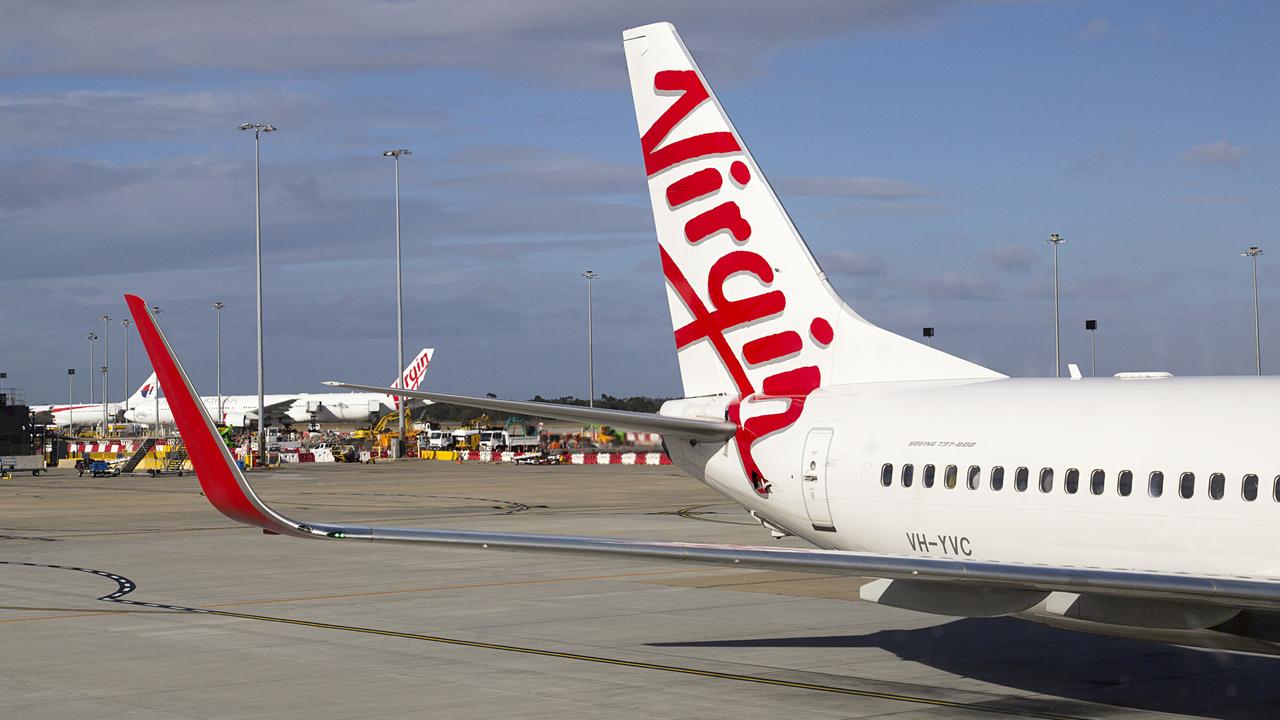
<box><xmin>2</xmin><ymin>1</ymin><xmax>1277</xmax><ymax>403</ymax></box>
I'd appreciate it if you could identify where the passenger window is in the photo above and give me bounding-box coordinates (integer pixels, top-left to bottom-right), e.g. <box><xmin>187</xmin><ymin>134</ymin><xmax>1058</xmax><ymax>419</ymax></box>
<box><xmin>1015</xmin><ymin>466</ymin><xmax>1029</xmax><ymax>492</ymax></box>
<box><xmin>1117</xmin><ymin>470</ymin><xmax>1132</xmax><ymax>497</ymax></box>
<box><xmin>1243</xmin><ymin>474</ymin><xmax>1259</xmax><ymax>502</ymax></box>
<box><xmin>1065</xmin><ymin>469</ymin><xmax>1080</xmax><ymax>494</ymax></box>
<box><xmin>1039</xmin><ymin>467</ymin><xmax>1054</xmax><ymax>493</ymax></box>
<box><xmin>880</xmin><ymin>463</ymin><xmax>893</xmax><ymax>487</ymax></box>
<box><xmin>990</xmin><ymin>466</ymin><xmax>1004</xmax><ymax>491</ymax></box>
<box><xmin>1149</xmin><ymin>471</ymin><xmax>1164</xmax><ymax>498</ymax></box>
<box><xmin>967</xmin><ymin>465</ymin><xmax>981</xmax><ymax>490</ymax></box>
<box><xmin>901</xmin><ymin>464</ymin><xmax>914</xmax><ymax>488</ymax></box>
<box><xmin>1180</xmin><ymin>472</ymin><xmax>1195</xmax><ymax>499</ymax></box>
<box><xmin>944</xmin><ymin>465</ymin><xmax>958</xmax><ymax>489</ymax></box>
<box><xmin>923</xmin><ymin>464</ymin><xmax>936</xmax><ymax>488</ymax></box>
<box><xmin>1209</xmin><ymin>473</ymin><xmax>1225</xmax><ymax>500</ymax></box>
<box><xmin>1091</xmin><ymin>469</ymin><xmax>1105</xmax><ymax>495</ymax></box>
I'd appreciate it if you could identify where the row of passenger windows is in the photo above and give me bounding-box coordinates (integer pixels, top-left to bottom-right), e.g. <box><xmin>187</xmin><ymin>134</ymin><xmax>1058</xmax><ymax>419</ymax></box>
<box><xmin>879</xmin><ymin>463</ymin><xmax>1272</xmax><ymax>501</ymax></box>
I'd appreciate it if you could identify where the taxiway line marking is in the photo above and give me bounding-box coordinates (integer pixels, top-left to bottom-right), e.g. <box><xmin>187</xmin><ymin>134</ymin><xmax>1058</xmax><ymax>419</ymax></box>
<box><xmin>202</xmin><ymin>567</ymin><xmax>711</xmax><ymax>608</ymax></box>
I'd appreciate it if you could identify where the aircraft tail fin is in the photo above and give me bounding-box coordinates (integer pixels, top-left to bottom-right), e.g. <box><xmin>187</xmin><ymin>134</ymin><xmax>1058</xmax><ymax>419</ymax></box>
<box><xmin>388</xmin><ymin>347</ymin><xmax>435</xmax><ymax>410</ymax></box>
<box><xmin>128</xmin><ymin>372</ymin><xmax>160</xmax><ymax>406</ymax></box>
<box><xmin>621</xmin><ymin>22</ymin><xmax>1004</xmax><ymax>400</ymax></box>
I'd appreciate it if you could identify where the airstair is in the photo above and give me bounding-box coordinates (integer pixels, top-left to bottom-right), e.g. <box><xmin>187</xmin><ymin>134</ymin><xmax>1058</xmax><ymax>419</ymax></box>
<box><xmin>161</xmin><ymin>438</ymin><xmax>188</xmax><ymax>476</ymax></box>
<box><xmin>119</xmin><ymin>438</ymin><xmax>157</xmax><ymax>473</ymax></box>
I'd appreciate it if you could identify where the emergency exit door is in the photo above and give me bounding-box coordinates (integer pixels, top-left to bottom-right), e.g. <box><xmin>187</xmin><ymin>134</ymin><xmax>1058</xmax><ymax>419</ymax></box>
<box><xmin>801</xmin><ymin>428</ymin><xmax>835</xmax><ymax>531</ymax></box>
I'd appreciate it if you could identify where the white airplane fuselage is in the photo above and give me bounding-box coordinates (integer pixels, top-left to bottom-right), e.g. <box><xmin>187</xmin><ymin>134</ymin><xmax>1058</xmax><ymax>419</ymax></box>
<box><xmin>124</xmin><ymin>392</ymin><xmax>407</xmax><ymax>426</ymax></box>
<box><xmin>670</xmin><ymin>376</ymin><xmax>1280</xmax><ymax>580</ymax></box>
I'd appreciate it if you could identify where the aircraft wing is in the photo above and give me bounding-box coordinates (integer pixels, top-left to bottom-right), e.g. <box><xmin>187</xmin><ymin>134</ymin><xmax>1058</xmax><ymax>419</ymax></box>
<box><xmin>244</xmin><ymin>398</ymin><xmax>297</xmax><ymax>420</ymax></box>
<box><xmin>323</xmin><ymin>381</ymin><xmax>735</xmax><ymax>442</ymax></box>
<box><xmin>125</xmin><ymin>293</ymin><xmax>1280</xmax><ymax>613</ymax></box>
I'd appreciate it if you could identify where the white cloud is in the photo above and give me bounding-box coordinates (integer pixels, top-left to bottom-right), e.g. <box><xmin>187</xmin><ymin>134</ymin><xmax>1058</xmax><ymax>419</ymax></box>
<box><xmin>1184</xmin><ymin>139</ymin><xmax>1246</xmax><ymax>167</ymax></box>
<box><xmin>820</xmin><ymin>251</ymin><xmax>886</xmax><ymax>277</ymax></box>
<box><xmin>0</xmin><ymin>1</ymin><xmax>972</xmax><ymax>86</ymax></box>
<box><xmin>1077</xmin><ymin>17</ymin><xmax>1111</xmax><ymax>40</ymax></box>
<box><xmin>774</xmin><ymin>175</ymin><xmax>928</xmax><ymax>200</ymax></box>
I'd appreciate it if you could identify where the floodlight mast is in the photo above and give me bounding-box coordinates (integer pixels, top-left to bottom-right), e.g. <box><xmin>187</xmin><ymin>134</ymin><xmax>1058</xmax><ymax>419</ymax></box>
<box><xmin>1242</xmin><ymin>246</ymin><xmax>1264</xmax><ymax>376</ymax></box>
<box><xmin>1047</xmin><ymin>233</ymin><xmax>1067</xmax><ymax>378</ymax></box>
<box><xmin>239</xmin><ymin>122</ymin><xmax>276</xmax><ymax>465</ymax></box>
<box><xmin>214</xmin><ymin>302</ymin><xmax>224</xmax><ymax>419</ymax></box>
<box><xmin>384</xmin><ymin>149</ymin><xmax>412</xmax><ymax>456</ymax></box>
<box><xmin>101</xmin><ymin>315</ymin><xmax>110</xmax><ymax>430</ymax></box>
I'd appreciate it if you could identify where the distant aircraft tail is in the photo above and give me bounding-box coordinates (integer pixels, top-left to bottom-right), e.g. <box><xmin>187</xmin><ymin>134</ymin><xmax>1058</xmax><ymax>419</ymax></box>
<box><xmin>128</xmin><ymin>372</ymin><xmax>160</xmax><ymax>406</ymax></box>
<box><xmin>388</xmin><ymin>348</ymin><xmax>435</xmax><ymax>409</ymax></box>
<box><xmin>621</xmin><ymin>22</ymin><xmax>1003</xmax><ymax>399</ymax></box>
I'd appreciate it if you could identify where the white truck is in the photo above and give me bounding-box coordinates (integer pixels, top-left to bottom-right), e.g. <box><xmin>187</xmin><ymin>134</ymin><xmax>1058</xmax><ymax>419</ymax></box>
<box><xmin>478</xmin><ymin>427</ymin><xmax>541</xmax><ymax>453</ymax></box>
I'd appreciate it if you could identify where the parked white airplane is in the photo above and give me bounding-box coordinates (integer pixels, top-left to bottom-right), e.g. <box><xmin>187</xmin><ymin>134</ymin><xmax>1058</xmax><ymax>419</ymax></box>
<box><xmin>125</xmin><ymin>23</ymin><xmax>1280</xmax><ymax>656</ymax></box>
<box><xmin>32</xmin><ymin>376</ymin><xmax>155</xmax><ymax>427</ymax></box>
<box><xmin>123</xmin><ymin>348</ymin><xmax>434</xmax><ymax>428</ymax></box>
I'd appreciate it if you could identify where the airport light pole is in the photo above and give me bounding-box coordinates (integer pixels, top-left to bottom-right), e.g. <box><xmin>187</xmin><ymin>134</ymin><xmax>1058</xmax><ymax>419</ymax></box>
<box><xmin>214</xmin><ymin>302</ymin><xmax>224</xmax><ymax>421</ymax></box>
<box><xmin>1085</xmin><ymin>319</ymin><xmax>1098</xmax><ymax>377</ymax></box>
<box><xmin>100</xmin><ymin>366</ymin><xmax>108</xmax><ymax>432</ymax></box>
<box><xmin>152</xmin><ymin>306</ymin><xmax>162</xmax><ymax>436</ymax></box>
<box><xmin>1047</xmin><ymin>233</ymin><xmax>1067</xmax><ymax>378</ymax></box>
<box><xmin>67</xmin><ymin>369</ymin><xmax>75</xmax><ymax>429</ymax></box>
<box><xmin>86</xmin><ymin>333</ymin><xmax>97</xmax><ymax>403</ymax></box>
<box><xmin>120</xmin><ymin>318</ymin><xmax>131</xmax><ymax>402</ymax></box>
<box><xmin>384</xmin><ymin>148</ymin><xmax>412</xmax><ymax>457</ymax></box>
<box><xmin>582</xmin><ymin>270</ymin><xmax>599</xmax><ymax>410</ymax></box>
<box><xmin>240</xmin><ymin>122</ymin><xmax>276</xmax><ymax>467</ymax></box>
<box><xmin>100</xmin><ymin>315</ymin><xmax>110</xmax><ymax>429</ymax></box>
<box><xmin>922</xmin><ymin>327</ymin><xmax>935</xmax><ymax>347</ymax></box>
<box><xmin>1242</xmin><ymin>246</ymin><xmax>1263</xmax><ymax>375</ymax></box>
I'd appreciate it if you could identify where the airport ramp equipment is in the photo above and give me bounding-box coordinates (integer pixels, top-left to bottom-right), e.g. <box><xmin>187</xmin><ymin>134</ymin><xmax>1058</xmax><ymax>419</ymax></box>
<box><xmin>119</xmin><ymin>438</ymin><xmax>157</xmax><ymax>473</ymax></box>
<box><xmin>163</xmin><ymin>438</ymin><xmax>189</xmax><ymax>475</ymax></box>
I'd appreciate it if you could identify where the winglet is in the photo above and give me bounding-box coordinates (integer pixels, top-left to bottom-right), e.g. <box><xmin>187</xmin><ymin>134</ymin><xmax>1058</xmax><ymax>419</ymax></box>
<box><xmin>124</xmin><ymin>294</ymin><xmax>306</xmax><ymax>536</ymax></box>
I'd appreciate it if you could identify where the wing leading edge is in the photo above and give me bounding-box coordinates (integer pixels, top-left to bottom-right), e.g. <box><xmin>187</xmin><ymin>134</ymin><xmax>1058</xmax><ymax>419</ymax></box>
<box><xmin>125</xmin><ymin>293</ymin><xmax>1280</xmax><ymax>613</ymax></box>
<box><xmin>322</xmin><ymin>381</ymin><xmax>736</xmax><ymax>442</ymax></box>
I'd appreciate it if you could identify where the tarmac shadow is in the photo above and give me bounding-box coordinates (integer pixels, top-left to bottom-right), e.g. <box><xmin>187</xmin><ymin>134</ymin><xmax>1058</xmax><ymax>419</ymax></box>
<box><xmin>649</xmin><ymin>617</ymin><xmax>1279</xmax><ymax>719</ymax></box>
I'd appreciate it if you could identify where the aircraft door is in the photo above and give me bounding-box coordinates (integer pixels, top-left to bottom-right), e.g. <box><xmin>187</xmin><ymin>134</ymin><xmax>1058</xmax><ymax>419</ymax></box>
<box><xmin>801</xmin><ymin>428</ymin><xmax>835</xmax><ymax>531</ymax></box>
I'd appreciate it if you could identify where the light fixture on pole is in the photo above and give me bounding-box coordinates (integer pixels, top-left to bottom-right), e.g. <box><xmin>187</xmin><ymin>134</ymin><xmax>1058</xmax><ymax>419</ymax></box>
<box><xmin>384</xmin><ymin>148</ymin><xmax>412</xmax><ymax>457</ymax></box>
<box><xmin>582</xmin><ymin>270</ymin><xmax>599</xmax><ymax>409</ymax></box>
<box><xmin>100</xmin><ymin>314</ymin><xmax>110</xmax><ymax>429</ymax></box>
<box><xmin>67</xmin><ymin>369</ymin><xmax>75</xmax><ymax>429</ymax></box>
<box><xmin>1085</xmin><ymin>319</ymin><xmax>1098</xmax><ymax>377</ymax></box>
<box><xmin>239</xmin><ymin>122</ymin><xmax>276</xmax><ymax>467</ymax></box>
<box><xmin>121</xmin><ymin>318</ymin><xmax>132</xmax><ymax>401</ymax></box>
<box><xmin>213</xmin><ymin>302</ymin><xmax>224</xmax><ymax>421</ymax></box>
<box><xmin>151</xmin><ymin>306</ymin><xmax>162</xmax><ymax>436</ymax></box>
<box><xmin>1047</xmin><ymin>233</ymin><xmax>1067</xmax><ymax>378</ymax></box>
<box><xmin>85</xmin><ymin>333</ymin><xmax>98</xmax><ymax>404</ymax></box>
<box><xmin>1242</xmin><ymin>246</ymin><xmax>1264</xmax><ymax>376</ymax></box>
<box><xmin>922</xmin><ymin>327</ymin><xmax>935</xmax><ymax>346</ymax></box>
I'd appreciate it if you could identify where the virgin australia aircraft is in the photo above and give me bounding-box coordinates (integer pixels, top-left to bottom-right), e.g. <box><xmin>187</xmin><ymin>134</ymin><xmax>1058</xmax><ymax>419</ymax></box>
<box><xmin>123</xmin><ymin>348</ymin><xmax>434</xmax><ymax>428</ymax></box>
<box><xmin>124</xmin><ymin>23</ymin><xmax>1280</xmax><ymax>655</ymax></box>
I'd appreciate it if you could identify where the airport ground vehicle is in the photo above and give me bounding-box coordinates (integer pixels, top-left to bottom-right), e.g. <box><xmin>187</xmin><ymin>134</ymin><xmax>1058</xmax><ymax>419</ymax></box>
<box><xmin>1</xmin><ymin>454</ymin><xmax>44</xmax><ymax>478</ymax></box>
<box><xmin>128</xmin><ymin>23</ymin><xmax>1280</xmax><ymax>657</ymax></box>
<box><xmin>83</xmin><ymin>459</ymin><xmax>119</xmax><ymax>477</ymax></box>
<box><xmin>478</xmin><ymin>428</ymin><xmax>540</xmax><ymax>453</ymax></box>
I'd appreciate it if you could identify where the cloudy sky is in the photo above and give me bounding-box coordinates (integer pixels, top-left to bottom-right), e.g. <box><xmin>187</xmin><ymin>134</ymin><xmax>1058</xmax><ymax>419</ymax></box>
<box><xmin>3</xmin><ymin>1</ymin><xmax>1277</xmax><ymax>404</ymax></box>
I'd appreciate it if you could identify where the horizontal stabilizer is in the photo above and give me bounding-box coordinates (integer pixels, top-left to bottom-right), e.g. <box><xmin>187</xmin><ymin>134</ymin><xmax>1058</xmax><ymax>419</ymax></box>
<box><xmin>323</xmin><ymin>382</ymin><xmax>735</xmax><ymax>442</ymax></box>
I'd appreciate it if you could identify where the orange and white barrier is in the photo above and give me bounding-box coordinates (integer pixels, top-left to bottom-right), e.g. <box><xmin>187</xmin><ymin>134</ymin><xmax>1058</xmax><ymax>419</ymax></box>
<box><xmin>455</xmin><ymin>451</ymin><xmax>671</xmax><ymax>465</ymax></box>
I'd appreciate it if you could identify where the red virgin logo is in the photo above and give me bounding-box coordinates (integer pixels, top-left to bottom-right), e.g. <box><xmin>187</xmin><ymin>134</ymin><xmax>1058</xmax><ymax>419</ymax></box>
<box><xmin>401</xmin><ymin>353</ymin><xmax>431</xmax><ymax>390</ymax></box>
<box><xmin>644</xmin><ymin>70</ymin><xmax>832</xmax><ymax>497</ymax></box>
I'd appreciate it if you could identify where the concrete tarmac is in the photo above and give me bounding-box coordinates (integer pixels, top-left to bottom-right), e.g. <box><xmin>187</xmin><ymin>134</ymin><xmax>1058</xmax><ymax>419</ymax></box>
<box><xmin>1</xmin><ymin>462</ymin><xmax>1275</xmax><ymax>719</ymax></box>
